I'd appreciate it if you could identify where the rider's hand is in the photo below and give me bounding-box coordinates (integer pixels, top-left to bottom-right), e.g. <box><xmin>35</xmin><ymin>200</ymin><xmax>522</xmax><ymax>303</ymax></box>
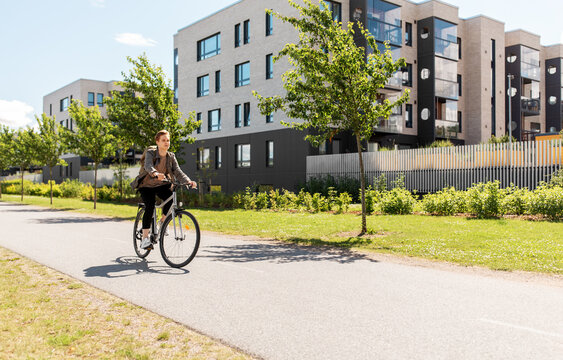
<box><xmin>189</xmin><ymin>180</ymin><xmax>198</xmax><ymax>189</ymax></box>
<box><xmin>155</xmin><ymin>172</ymin><xmax>166</xmax><ymax>181</ymax></box>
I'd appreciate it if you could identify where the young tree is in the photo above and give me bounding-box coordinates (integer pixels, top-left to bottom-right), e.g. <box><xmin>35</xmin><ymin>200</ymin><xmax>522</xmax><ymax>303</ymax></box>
<box><xmin>34</xmin><ymin>114</ymin><xmax>67</xmax><ymax>204</ymax></box>
<box><xmin>105</xmin><ymin>53</ymin><xmax>200</xmax><ymax>153</ymax></box>
<box><xmin>253</xmin><ymin>0</ymin><xmax>409</xmax><ymax>234</ymax></box>
<box><xmin>13</xmin><ymin>128</ymin><xmax>39</xmax><ymax>201</ymax></box>
<box><xmin>64</xmin><ymin>100</ymin><xmax>117</xmax><ymax>209</ymax></box>
<box><xmin>0</xmin><ymin>125</ymin><xmax>16</xmax><ymax>199</ymax></box>
<box><xmin>112</xmin><ymin>126</ymin><xmax>134</xmax><ymax>199</ymax></box>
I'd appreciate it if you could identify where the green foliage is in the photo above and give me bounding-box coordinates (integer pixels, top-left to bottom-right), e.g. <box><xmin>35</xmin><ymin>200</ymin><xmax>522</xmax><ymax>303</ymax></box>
<box><xmin>379</xmin><ymin>188</ymin><xmax>416</xmax><ymax>215</ymax></box>
<box><xmin>301</xmin><ymin>175</ymin><xmax>361</xmax><ymax>202</ymax></box>
<box><xmin>373</xmin><ymin>174</ymin><xmax>387</xmax><ymax>192</ymax></box>
<box><xmin>466</xmin><ymin>181</ymin><xmax>504</xmax><ymax>218</ymax></box>
<box><xmin>422</xmin><ymin>187</ymin><xmax>466</xmax><ymax>216</ymax></box>
<box><xmin>547</xmin><ymin>169</ymin><xmax>563</xmax><ymax>188</ymax></box>
<box><xmin>527</xmin><ymin>186</ymin><xmax>563</xmax><ymax>220</ymax></box>
<box><xmin>105</xmin><ymin>53</ymin><xmax>199</xmax><ymax>153</ymax></box>
<box><xmin>0</xmin><ymin>126</ymin><xmax>15</xmax><ymax>199</ymax></box>
<box><xmin>487</xmin><ymin>134</ymin><xmax>517</xmax><ymax>144</ymax></box>
<box><xmin>500</xmin><ymin>185</ymin><xmax>531</xmax><ymax>215</ymax></box>
<box><xmin>428</xmin><ymin>140</ymin><xmax>454</xmax><ymax>148</ymax></box>
<box><xmin>13</xmin><ymin>127</ymin><xmax>40</xmax><ymax>200</ymax></box>
<box><xmin>335</xmin><ymin>192</ymin><xmax>352</xmax><ymax>214</ymax></box>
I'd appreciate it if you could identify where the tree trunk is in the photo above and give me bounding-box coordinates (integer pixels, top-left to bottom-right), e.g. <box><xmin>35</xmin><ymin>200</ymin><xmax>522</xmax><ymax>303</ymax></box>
<box><xmin>119</xmin><ymin>151</ymin><xmax>124</xmax><ymax>199</ymax></box>
<box><xmin>94</xmin><ymin>163</ymin><xmax>98</xmax><ymax>209</ymax></box>
<box><xmin>49</xmin><ymin>167</ymin><xmax>53</xmax><ymax>205</ymax></box>
<box><xmin>355</xmin><ymin>133</ymin><xmax>367</xmax><ymax>235</ymax></box>
<box><xmin>20</xmin><ymin>166</ymin><xmax>24</xmax><ymax>202</ymax></box>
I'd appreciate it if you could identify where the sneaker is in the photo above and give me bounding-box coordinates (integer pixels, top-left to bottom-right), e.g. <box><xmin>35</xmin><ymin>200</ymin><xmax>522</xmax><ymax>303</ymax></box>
<box><xmin>140</xmin><ymin>237</ymin><xmax>152</xmax><ymax>249</ymax></box>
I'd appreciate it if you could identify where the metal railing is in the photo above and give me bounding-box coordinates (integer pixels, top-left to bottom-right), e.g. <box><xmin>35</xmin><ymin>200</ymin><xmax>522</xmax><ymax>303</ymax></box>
<box><xmin>306</xmin><ymin>140</ymin><xmax>563</xmax><ymax>193</ymax></box>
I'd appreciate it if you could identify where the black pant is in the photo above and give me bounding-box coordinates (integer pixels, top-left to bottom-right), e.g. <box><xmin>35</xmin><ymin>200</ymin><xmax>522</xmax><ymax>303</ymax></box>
<box><xmin>138</xmin><ymin>184</ymin><xmax>173</xmax><ymax>229</ymax></box>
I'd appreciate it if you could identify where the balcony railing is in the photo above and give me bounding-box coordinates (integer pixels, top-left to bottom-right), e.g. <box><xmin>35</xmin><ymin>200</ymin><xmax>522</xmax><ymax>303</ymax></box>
<box><xmin>435</xmin><ymin>119</ymin><xmax>459</xmax><ymax>139</ymax></box>
<box><xmin>521</xmin><ymin>62</ymin><xmax>540</xmax><ymax>81</ymax></box>
<box><xmin>521</xmin><ymin>98</ymin><xmax>540</xmax><ymax>115</ymax></box>
<box><xmin>367</xmin><ymin>18</ymin><xmax>402</xmax><ymax>46</ymax></box>
<box><xmin>375</xmin><ymin>114</ymin><xmax>403</xmax><ymax>134</ymax></box>
<box><xmin>435</xmin><ymin>38</ymin><xmax>458</xmax><ymax>60</ymax></box>
<box><xmin>435</xmin><ymin>79</ymin><xmax>459</xmax><ymax>100</ymax></box>
<box><xmin>386</xmin><ymin>71</ymin><xmax>403</xmax><ymax>88</ymax></box>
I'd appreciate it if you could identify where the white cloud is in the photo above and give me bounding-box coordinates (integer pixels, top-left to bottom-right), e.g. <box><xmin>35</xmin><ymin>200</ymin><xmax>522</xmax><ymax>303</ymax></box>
<box><xmin>0</xmin><ymin>100</ymin><xmax>35</xmax><ymax>129</ymax></box>
<box><xmin>114</xmin><ymin>33</ymin><xmax>157</xmax><ymax>47</ymax></box>
<box><xmin>90</xmin><ymin>0</ymin><xmax>105</xmax><ymax>8</ymax></box>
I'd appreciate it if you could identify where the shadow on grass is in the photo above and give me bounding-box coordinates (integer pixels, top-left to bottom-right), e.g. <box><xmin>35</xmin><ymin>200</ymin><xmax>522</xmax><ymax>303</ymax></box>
<box><xmin>201</xmin><ymin>239</ymin><xmax>378</xmax><ymax>264</ymax></box>
<box><xmin>83</xmin><ymin>256</ymin><xmax>189</xmax><ymax>278</ymax></box>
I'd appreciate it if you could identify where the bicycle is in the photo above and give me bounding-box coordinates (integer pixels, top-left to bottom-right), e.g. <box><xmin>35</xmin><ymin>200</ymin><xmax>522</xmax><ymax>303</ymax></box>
<box><xmin>133</xmin><ymin>182</ymin><xmax>200</xmax><ymax>268</ymax></box>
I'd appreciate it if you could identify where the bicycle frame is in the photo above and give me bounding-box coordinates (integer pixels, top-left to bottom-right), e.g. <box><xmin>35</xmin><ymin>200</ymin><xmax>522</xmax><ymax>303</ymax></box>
<box><xmin>143</xmin><ymin>186</ymin><xmax>185</xmax><ymax>242</ymax></box>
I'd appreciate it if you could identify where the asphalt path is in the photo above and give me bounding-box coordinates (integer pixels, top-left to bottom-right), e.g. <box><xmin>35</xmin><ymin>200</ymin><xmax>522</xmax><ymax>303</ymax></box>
<box><xmin>1</xmin><ymin>201</ymin><xmax>562</xmax><ymax>359</ymax></box>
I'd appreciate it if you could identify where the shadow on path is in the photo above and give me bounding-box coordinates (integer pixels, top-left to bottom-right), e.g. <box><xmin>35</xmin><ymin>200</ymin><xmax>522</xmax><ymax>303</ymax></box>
<box><xmin>83</xmin><ymin>256</ymin><xmax>189</xmax><ymax>278</ymax></box>
<box><xmin>200</xmin><ymin>242</ymin><xmax>378</xmax><ymax>264</ymax></box>
<box><xmin>33</xmin><ymin>216</ymin><xmax>123</xmax><ymax>224</ymax></box>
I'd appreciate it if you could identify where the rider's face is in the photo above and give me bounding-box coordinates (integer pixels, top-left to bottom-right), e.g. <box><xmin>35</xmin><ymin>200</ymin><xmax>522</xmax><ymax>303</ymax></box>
<box><xmin>157</xmin><ymin>134</ymin><xmax>170</xmax><ymax>151</ymax></box>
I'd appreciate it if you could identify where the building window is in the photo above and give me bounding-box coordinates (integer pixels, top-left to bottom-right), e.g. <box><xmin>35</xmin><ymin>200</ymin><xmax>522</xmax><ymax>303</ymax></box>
<box><xmin>266</xmin><ymin>112</ymin><xmax>274</xmax><ymax>123</ymax></box>
<box><xmin>405</xmin><ymin>22</ymin><xmax>412</xmax><ymax>46</ymax></box>
<box><xmin>318</xmin><ymin>140</ymin><xmax>327</xmax><ymax>155</ymax></box>
<box><xmin>215</xmin><ymin>70</ymin><xmax>221</xmax><ymax>93</ymax></box>
<box><xmin>266</xmin><ymin>140</ymin><xmax>274</xmax><ymax>167</ymax></box>
<box><xmin>235</xmin><ymin>61</ymin><xmax>250</xmax><ymax>87</ymax></box>
<box><xmin>88</xmin><ymin>92</ymin><xmax>95</xmax><ymax>106</ymax></box>
<box><xmin>243</xmin><ymin>102</ymin><xmax>250</xmax><ymax>126</ymax></box>
<box><xmin>197</xmin><ymin>33</ymin><xmax>221</xmax><ymax>61</ymax></box>
<box><xmin>235</xmin><ymin>104</ymin><xmax>242</xmax><ymax>128</ymax></box>
<box><xmin>60</xmin><ymin>97</ymin><xmax>69</xmax><ymax>111</ymax></box>
<box><xmin>321</xmin><ymin>1</ymin><xmax>342</xmax><ymax>22</ymax></box>
<box><xmin>235</xmin><ymin>24</ymin><xmax>241</xmax><ymax>48</ymax></box>
<box><xmin>215</xmin><ymin>146</ymin><xmax>222</xmax><ymax>169</ymax></box>
<box><xmin>49</xmin><ymin>104</ymin><xmax>52</xmax><ymax>116</ymax></box>
<box><xmin>434</xmin><ymin>19</ymin><xmax>458</xmax><ymax>60</ymax></box>
<box><xmin>457</xmin><ymin>74</ymin><xmax>462</xmax><ymax>96</ymax></box>
<box><xmin>197</xmin><ymin>75</ymin><xmax>209</xmax><ymax>97</ymax></box>
<box><xmin>402</xmin><ymin>63</ymin><xmax>412</xmax><ymax>87</ymax></box>
<box><xmin>236</xmin><ymin>144</ymin><xmax>251</xmax><ymax>168</ymax></box>
<box><xmin>405</xmin><ymin>104</ymin><xmax>413</xmax><ymax>128</ymax></box>
<box><xmin>197</xmin><ymin>147</ymin><xmax>210</xmax><ymax>170</ymax></box>
<box><xmin>266</xmin><ymin>12</ymin><xmax>273</xmax><ymax>36</ymax></box>
<box><xmin>367</xmin><ymin>0</ymin><xmax>401</xmax><ymax>46</ymax></box>
<box><xmin>208</xmin><ymin>109</ymin><xmax>221</xmax><ymax>132</ymax></box>
<box><xmin>266</xmin><ymin>54</ymin><xmax>273</xmax><ymax>79</ymax></box>
<box><xmin>196</xmin><ymin>112</ymin><xmax>202</xmax><ymax>134</ymax></box>
<box><xmin>457</xmin><ymin>37</ymin><xmax>461</xmax><ymax>59</ymax></box>
<box><xmin>97</xmin><ymin>93</ymin><xmax>103</xmax><ymax>107</ymax></box>
<box><xmin>243</xmin><ymin>20</ymin><xmax>250</xmax><ymax>44</ymax></box>
<box><xmin>458</xmin><ymin>111</ymin><xmax>462</xmax><ymax>132</ymax></box>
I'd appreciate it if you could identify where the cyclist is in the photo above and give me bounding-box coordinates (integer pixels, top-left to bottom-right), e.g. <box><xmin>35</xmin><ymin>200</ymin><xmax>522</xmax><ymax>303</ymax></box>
<box><xmin>136</xmin><ymin>130</ymin><xmax>197</xmax><ymax>249</ymax></box>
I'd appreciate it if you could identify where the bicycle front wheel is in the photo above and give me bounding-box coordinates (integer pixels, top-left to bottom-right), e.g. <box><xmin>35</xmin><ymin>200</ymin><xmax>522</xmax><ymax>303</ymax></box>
<box><xmin>159</xmin><ymin>210</ymin><xmax>200</xmax><ymax>268</ymax></box>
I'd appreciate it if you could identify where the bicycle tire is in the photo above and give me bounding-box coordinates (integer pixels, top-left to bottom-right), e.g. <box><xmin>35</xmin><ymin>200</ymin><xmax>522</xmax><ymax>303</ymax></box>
<box><xmin>133</xmin><ymin>207</ymin><xmax>152</xmax><ymax>258</ymax></box>
<box><xmin>159</xmin><ymin>210</ymin><xmax>200</xmax><ymax>268</ymax></box>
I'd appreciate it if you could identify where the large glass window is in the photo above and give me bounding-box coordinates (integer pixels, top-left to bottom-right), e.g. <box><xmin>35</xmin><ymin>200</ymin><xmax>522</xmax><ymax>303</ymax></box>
<box><xmin>197</xmin><ymin>148</ymin><xmax>210</xmax><ymax>170</ymax></box>
<box><xmin>243</xmin><ymin>102</ymin><xmax>250</xmax><ymax>126</ymax></box>
<box><xmin>196</xmin><ymin>112</ymin><xmax>202</xmax><ymax>134</ymax></box>
<box><xmin>367</xmin><ymin>0</ymin><xmax>401</xmax><ymax>46</ymax></box>
<box><xmin>197</xmin><ymin>75</ymin><xmax>209</xmax><ymax>97</ymax></box>
<box><xmin>266</xmin><ymin>140</ymin><xmax>274</xmax><ymax>167</ymax></box>
<box><xmin>235</xmin><ymin>62</ymin><xmax>250</xmax><ymax>87</ymax></box>
<box><xmin>266</xmin><ymin>112</ymin><xmax>274</xmax><ymax>123</ymax></box>
<box><xmin>235</xmin><ymin>104</ymin><xmax>242</xmax><ymax>128</ymax></box>
<box><xmin>215</xmin><ymin>146</ymin><xmax>222</xmax><ymax>169</ymax></box>
<box><xmin>235</xmin><ymin>24</ymin><xmax>241</xmax><ymax>48</ymax></box>
<box><xmin>402</xmin><ymin>63</ymin><xmax>412</xmax><ymax>87</ymax></box>
<box><xmin>434</xmin><ymin>19</ymin><xmax>458</xmax><ymax>60</ymax></box>
<box><xmin>236</xmin><ymin>144</ymin><xmax>251</xmax><ymax>168</ymax></box>
<box><xmin>405</xmin><ymin>22</ymin><xmax>412</xmax><ymax>46</ymax></box>
<box><xmin>88</xmin><ymin>92</ymin><xmax>95</xmax><ymax>106</ymax></box>
<box><xmin>521</xmin><ymin>46</ymin><xmax>540</xmax><ymax>81</ymax></box>
<box><xmin>435</xmin><ymin>56</ymin><xmax>458</xmax><ymax>99</ymax></box>
<box><xmin>60</xmin><ymin>97</ymin><xmax>69</xmax><ymax>111</ymax></box>
<box><xmin>243</xmin><ymin>20</ymin><xmax>250</xmax><ymax>44</ymax></box>
<box><xmin>266</xmin><ymin>54</ymin><xmax>273</xmax><ymax>79</ymax></box>
<box><xmin>405</xmin><ymin>104</ymin><xmax>413</xmax><ymax>128</ymax></box>
<box><xmin>97</xmin><ymin>93</ymin><xmax>103</xmax><ymax>107</ymax></box>
<box><xmin>197</xmin><ymin>33</ymin><xmax>221</xmax><ymax>61</ymax></box>
<box><xmin>215</xmin><ymin>71</ymin><xmax>221</xmax><ymax>93</ymax></box>
<box><xmin>372</xmin><ymin>42</ymin><xmax>401</xmax><ymax>61</ymax></box>
<box><xmin>266</xmin><ymin>12</ymin><xmax>273</xmax><ymax>36</ymax></box>
<box><xmin>208</xmin><ymin>109</ymin><xmax>221</xmax><ymax>132</ymax></box>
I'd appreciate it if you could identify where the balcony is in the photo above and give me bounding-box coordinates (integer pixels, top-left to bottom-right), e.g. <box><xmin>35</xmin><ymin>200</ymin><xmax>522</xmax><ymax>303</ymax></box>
<box><xmin>521</xmin><ymin>98</ymin><xmax>540</xmax><ymax>116</ymax></box>
<box><xmin>435</xmin><ymin>38</ymin><xmax>458</xmax><ymax>61</ymax></box>
<box><xmin>375</xmin><ymin>114</ymin><xmax>403</xmax><ymax>134</ymax></box>
<box><xmin>435</xmin><ymin>79</ymin><xmax>459</xmax><ymax>100</ymax></box>
<box><xmin>386</xmin><ymin>71</ymin><xmax>403</xmax><ymax>89</ymax></box>
<box><xmin>435</xmin><ymin>119</ymin><xmax>459</xmax><ymax>139</ymax></box>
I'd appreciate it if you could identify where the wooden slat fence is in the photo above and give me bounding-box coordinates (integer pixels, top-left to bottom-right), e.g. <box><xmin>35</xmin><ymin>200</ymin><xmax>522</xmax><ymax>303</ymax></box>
<box><xmin>306</xmin><ymin>140</ymin><xmax>563</xmax><ymax>192</ymax></box>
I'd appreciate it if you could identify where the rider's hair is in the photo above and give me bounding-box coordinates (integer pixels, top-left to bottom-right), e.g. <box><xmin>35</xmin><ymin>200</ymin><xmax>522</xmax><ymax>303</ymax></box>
<box><xmin>155</xmin><ymin>130</ymin><xmax>170</xmax><ymax>142</ymax></box>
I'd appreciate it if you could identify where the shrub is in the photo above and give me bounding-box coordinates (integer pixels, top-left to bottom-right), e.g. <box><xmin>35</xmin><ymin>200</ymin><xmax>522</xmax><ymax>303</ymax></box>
<box><xmin>528</xmin><ymin>186</ymin><xmax>563</xmax><ymax>220</ymax></box>
<box><xmin>373</xmin><ymin>174</ymin><xmax>387</xmax><ymax>192</ymax></box>
<box><xmin>547</xmin><ymin>169</ymin><xmax>563</xmax><ymax>188</ymax></box>
<box><xmin>300</xmin><ymin>175</ymin><xmax>360</xmax><ymax>202</ymax></box>
<box><xmin>501</xmin><ymin>185</ymin><xmax>530</xmax><ymax>215</ymax></box>
<box><xmin>379</xmin><ymin>188</ymin><xmax>416</xmax><ymax>215</ymax></box>
<box><xmin>335</xmin><ymin>192</ymin><xmax>352</xmax><ymax>214</ymax></box>
<box><xmin>466</xmin><ymin>181</ymin><xmax>504</xmax><ymax>218</ymax></box>
<box><xmin>60</xmin><ymin>179</ymin><xmax>84</xmax><ymax>198</ymax></box>
<box><xmin>255</xmin><ymin>192</ymin><xmax>269</xmax><ymax>210</ymax></box>
<box><xmin>422</xmin><ymin>187</ymin><xmax>466</xmax><ymax>216</ymax></box>
<box><xmin>428</xmin><ymin>140</ymin><xmax>454</xmax><ymax>148</ymax></box>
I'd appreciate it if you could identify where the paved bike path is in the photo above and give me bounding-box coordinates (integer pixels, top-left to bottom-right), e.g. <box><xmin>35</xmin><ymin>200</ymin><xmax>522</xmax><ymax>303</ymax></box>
<box><xmin>1</xmin><ymin>202</ymin><xmax>562</xmax><ymax>360</ymax></box>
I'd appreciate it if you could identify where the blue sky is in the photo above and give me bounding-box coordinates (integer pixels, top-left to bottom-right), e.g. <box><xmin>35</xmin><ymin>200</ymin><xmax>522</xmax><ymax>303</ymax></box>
<box><xmin>0</xmin><ymin>0</ymin><xmax>562</xmax><ymax>129</ymax></box>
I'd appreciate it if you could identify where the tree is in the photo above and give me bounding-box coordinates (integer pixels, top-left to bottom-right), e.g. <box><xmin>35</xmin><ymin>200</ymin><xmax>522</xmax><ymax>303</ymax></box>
<box><xmin>0</xmin><ymin>125</ymin><xmax>15</xmax><ymax>199</ymax></box>
<box><xmin>254</xmin><ymin>0</ymin><xmax>409</xmax><ymax>234</ymax></box>
<box><xmin>13</xmin><ymin>128</ymin><xmax>39</xmax><ymax>201</ymax></box>
<box><xmin>64</xmin><ymin>100</ymin><xmax>117</xmax><ymax>209</ymax></box>
<box><xmin>105</xmin><ymin>53</ymin><xmax>200</xmax><ymax>153</ymax></box>
<box><xmin>112</xmin><ymin>126</ymin><xmax>134</xmax><ymax>199</ymax></box>
<box><xmin>34</xmin><ymin>114</ymin><xmax>67</xmax><ymax>204</ymax></box>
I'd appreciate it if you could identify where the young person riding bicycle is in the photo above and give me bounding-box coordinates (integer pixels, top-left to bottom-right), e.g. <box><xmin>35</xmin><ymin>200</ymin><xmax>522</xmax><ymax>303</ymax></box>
<box><xmin>134</xmin><ymin>130</ymin><xmax>197</xmax><ymax>250</ymax></box>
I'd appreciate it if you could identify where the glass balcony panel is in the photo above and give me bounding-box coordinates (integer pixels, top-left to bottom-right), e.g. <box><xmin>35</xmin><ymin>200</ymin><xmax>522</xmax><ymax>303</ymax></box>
<box><xmin>435</xmin><ymin>57</ymin><xmax>457</xmax><ymax>82</ymax></box>
<box><xmin>434</xmin><ymin>18</ymin><xmax>457</xmax><ymax>43</ymax></box>
<box><xmin>368</xmin><ymin>0</ymin><xmax>401</xmax><ymax>27</ymax></box>
<box><xmin>376</xmin><ymin>114</ymin><xmax>403</xmax><ymax>134</ymax></box>
<box><xmin>386</xmin><ymin>70</ymin><xmax>403</xmax><ymax>88</ymax></box>
<box><xmin>435</xmin><ymin>38</ymin><xmax>458</xmax><ymax>61</ymax></box>
<box><xmin>435</xmin><ymin>79</ymin><xmax>459</xmax><ymax>100</ymax></box>
<box><xmin>367</xmin><ymin>19</ymin><xmax>402</xmax><ymax>46</ymax></box>
<box><xmin>521</xmin><ymin>62</ymin><xmax>540</xmax><ymax>81</ymax></box>
<box><xmin>521</xmin><ymin>46</ymin><xmax>540</xmax><ymax>67</ymax></box>
<box><xmin>435</xmin><ymin>119</ymin><xmax>460</xmax><ymax>139</ymax></box>
<box><xmin>436</xmin><ymin>99</ymin><xmax>457</xmax><ymax>122</ymax></box>
<box><xmin>369</xmin><ymin>42</ymin><xmax>401</xmax><ymax>61</ymax></box>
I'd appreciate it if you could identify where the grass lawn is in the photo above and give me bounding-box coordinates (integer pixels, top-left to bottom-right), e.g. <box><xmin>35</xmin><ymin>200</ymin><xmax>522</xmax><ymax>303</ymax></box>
<box><xmin>0</xmin><ymin>247</ymin><xmax>253</xmax><ymax>359</ymax></box>
<box><xmin>2</xmin><ymin>194</ymin><xmax>562</xmax><ymax>275</ymax></box>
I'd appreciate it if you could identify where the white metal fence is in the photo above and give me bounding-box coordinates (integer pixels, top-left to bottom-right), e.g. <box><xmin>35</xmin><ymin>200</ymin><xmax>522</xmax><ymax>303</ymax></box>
<box><xmin>306</xmin><ymin>140</ymin><xmax>563</xmax><ymax>192</ymax></box>
<box><xmin>79</xmin><ymin>166</ymin><xmax>140</xmax><ymax>187</ymax></box>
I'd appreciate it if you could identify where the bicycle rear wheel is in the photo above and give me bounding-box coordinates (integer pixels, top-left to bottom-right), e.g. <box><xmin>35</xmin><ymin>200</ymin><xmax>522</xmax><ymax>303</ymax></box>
<box><xmin>159</xmin><ymin>210</ymin><xmax>200</xmax><ymax>268</ymax></box>
<box><xmin>133</xmin><ymin>207</ymin><xmax>151</xmax><ymax>258</ymax></box>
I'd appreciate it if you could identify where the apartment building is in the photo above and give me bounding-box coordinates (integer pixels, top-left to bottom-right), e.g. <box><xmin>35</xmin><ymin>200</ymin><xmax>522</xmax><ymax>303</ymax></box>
<box><xmin>42</xmin><ymin>79</ymin><xmax>122</xmax><ymax>183</ymax></box>
<box><xmin>175</xmin><ymin>0</ymin><xmax>563</xmax><ymax>193</ymax></box>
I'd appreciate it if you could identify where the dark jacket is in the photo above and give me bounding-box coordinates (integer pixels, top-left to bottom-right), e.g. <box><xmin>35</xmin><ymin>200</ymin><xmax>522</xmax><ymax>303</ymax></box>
<box><xmin>131</xmin><ymin>147</ymin><xmax>191</xmax><ymax>189</ymax></box>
